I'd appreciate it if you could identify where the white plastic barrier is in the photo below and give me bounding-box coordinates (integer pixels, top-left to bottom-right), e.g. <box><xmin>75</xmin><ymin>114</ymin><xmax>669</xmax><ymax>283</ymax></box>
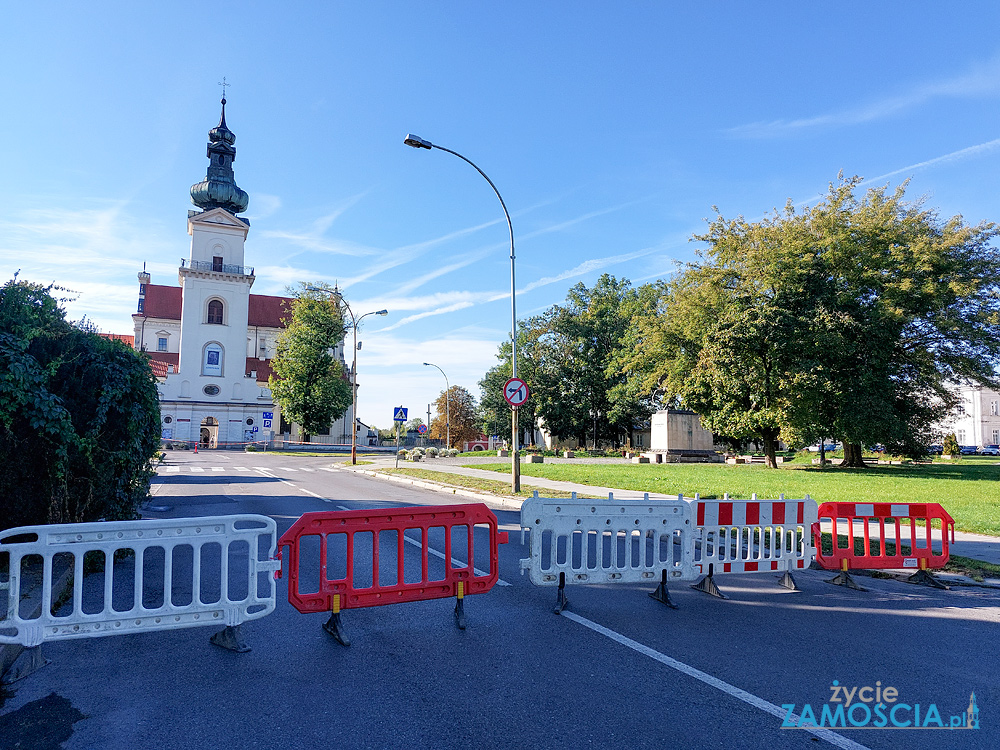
<box><xmin>0</xmin><ymin>514</ymin><xmax>279</xmax><ymax>673</ymax></box>
<box><xmin>519</xmin><ymin>493</ymin><xmax>695</xmax><ymax>611</ymax></box>
<box><xmin>691</xmin><ymin>494</ymin><xmax>818</xmax><ymax>596</ymax></box>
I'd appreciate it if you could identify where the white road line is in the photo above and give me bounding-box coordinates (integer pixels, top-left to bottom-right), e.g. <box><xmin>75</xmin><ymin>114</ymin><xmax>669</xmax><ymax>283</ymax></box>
<box><xmin>332</xmin><ymin>506</ymin><xmax>509</xmax><ymax>586</ymax></box>
<box><xmin>281</xmin><ymin>467</ymin><xmax>297</xmax><ymax>472</ymax></box>
<box><xmin>162</xmin><ymin>467</ymin><xmax>180</xmax><ymax>473</ymax></box>
<box><xmin>210</xmin><ymin>467</ymin><xmax>224</xmax><ymax>471</ymax></box>
<box><xmin>299</xmin><ymin>467</ymin><xmax>315</xmax><ymax>472</ymax></box>
<box><xmin>234</xmin><ymin>467</ymin><xmax>250</xmax><ymax>472</ymax></box>
<box><xmin>319</xmin><ymin>467</ymin><xmax>337</xmax><ymax>472</ymax></box>
<box><xmin>190</xmin><ymin>467</ymin><xmax>204</xmax><ymax>473</ymax></box>
<box><xmin>560</xmin><ymin>611</ymin><xmax>870</xmax><ymax>750</ymax></box>
<box><xmin>252</xmin><ymin>467</ymin><xmax>269</xmax><ymax>472</ymax></box>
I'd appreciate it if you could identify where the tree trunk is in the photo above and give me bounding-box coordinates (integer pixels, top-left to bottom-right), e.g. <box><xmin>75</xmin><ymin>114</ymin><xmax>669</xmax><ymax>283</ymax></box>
<box><xmin>762</xmin><ymin>429</ymin><xmax>779</xmax><ymax>469</ymax></box>
<box><xmin>842</xmin><ymin>442</ymin><xmax>866</xmax><ymax>468</ymax></box>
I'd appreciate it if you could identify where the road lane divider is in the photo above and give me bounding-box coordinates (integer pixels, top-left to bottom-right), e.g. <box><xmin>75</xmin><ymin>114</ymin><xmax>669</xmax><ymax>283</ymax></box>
<box><xmin>561</xmin><ymin>610</ymin><xmax>871</xmax><ymax>750</ymax></box>
<box><xmin>0</xmin><ymin>515</ymin><xmax>279</xmax><ymax>682</ymax></box>
<box><xmin>277</xmin><ymin>504</ymin><xmax>508</xmax><ymax>645</ymax></box>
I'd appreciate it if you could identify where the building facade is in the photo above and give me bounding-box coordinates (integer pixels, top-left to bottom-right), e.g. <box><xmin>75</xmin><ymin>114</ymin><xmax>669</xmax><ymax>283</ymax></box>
<box><xmin>938</xmin><ymin>384</ymin><xmax>1000</xmax><ymax>448</ymax></box>
<box><xmin>132</xmin><ymin>97</ymin><xmax>354</xmax><ymax>448</ymax></box>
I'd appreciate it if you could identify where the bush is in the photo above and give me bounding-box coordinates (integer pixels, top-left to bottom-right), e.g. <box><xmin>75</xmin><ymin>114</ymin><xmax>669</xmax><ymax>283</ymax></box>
<box><xmin>245</xmin><ymin>444</ymin><xmax>259</xmax><ymax>452</ymax></box>
<box><xmin>425</xmin><ymin>446</ymin><xmax>439</xmax><ymax>458</ymax></box>
<box><xmin>943</xmin><ymin>433</ymin><xmax>960</xmax><ymax>456</ymax></box>
<box><xmin>0</xmin><ymin>278</ymin><xmax>161</xmax><ymax>528</ymax></box>
<box><xmin>397</xmin><ymin>449</ymin><xmax>407</xmax><ymax>459</ymax></box>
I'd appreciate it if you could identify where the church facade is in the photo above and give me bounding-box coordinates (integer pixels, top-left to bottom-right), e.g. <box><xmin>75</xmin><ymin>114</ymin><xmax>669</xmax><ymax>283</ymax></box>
<box><xmin>131</xmin><ymin>97</ymin><xmax>354</xmax><ymax>448</ymax></box>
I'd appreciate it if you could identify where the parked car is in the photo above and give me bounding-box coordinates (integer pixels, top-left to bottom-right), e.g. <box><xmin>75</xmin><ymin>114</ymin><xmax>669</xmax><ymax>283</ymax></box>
<box><xmin>979</xmin><ymin>444</ymin><xmax>1000</xmax><ymax>456</ymax></box>
<box><xmin>926</xmin><ymin>444</ymin><xmax>944</xmax><ymax>455</ymax></box>
<box><xmin>959</xmin><ymin>445</ymin><xmax>979</xmax><ymax>455</ymax></box>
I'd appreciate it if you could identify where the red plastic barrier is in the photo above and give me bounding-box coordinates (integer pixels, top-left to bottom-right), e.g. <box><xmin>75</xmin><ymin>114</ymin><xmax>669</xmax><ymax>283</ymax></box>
<box><xmin>811</xmin><ymin>502</ymin><xmax>955</xmax><ymax>572</ymax></box>
<box><xmin>277</xmin><ymin>504</ymin><xmax>508</xmax><ymax>613</ymax></box>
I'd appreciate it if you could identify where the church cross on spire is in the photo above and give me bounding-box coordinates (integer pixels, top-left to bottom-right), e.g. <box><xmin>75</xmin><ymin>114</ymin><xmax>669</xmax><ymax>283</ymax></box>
<box><xmin>218</xmin><ymin>76</ymin><xmax>230</xmax><ymax>102</ymax></box>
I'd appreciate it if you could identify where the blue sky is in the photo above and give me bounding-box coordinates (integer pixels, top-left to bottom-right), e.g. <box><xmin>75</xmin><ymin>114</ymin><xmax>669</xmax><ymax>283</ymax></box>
<box><xmin>2</xmin><ymin>3</ymin><xmax>999</xmax><ymax>432</ymax></box>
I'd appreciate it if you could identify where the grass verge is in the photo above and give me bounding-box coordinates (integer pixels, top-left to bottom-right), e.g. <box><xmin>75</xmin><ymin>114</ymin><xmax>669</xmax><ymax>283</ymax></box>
<box><xmin>374</xmin><ymin>468</ymin><xmax>595</xmax><ymax>499</ymax></box>
<box><xmin>467</xmin><ymin>460</ymin><xmax>1000</xmax><ymax>535</ymax></box>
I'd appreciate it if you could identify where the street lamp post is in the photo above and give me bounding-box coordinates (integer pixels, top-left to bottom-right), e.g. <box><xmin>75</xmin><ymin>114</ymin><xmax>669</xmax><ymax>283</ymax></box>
<box><xmin>423</xmin><ymin>362</ymin><xmax>450</xmax><ymax>449</ymax></box>
<box><xmin>404</xmin><ymin>134</ymin><xmax>521</xmax><ymax>492</ymax></box>
<box><xmin>306</xmin><ymin>285</ymin><xmax>387</xmax><ymax>465</ymax></box>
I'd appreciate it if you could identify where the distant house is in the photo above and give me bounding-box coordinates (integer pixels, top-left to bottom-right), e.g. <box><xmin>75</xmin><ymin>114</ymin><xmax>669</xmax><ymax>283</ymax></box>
<box><xmin>936</xmin><ymin>384</ymin><xmax>1000</xmax><ymax>448</ymax></box>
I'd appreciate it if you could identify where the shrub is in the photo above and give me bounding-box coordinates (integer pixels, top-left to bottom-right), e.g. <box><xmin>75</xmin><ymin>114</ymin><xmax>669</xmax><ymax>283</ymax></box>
<box><xmin>426</xmin><ymin>446</ymin><xmax>439</xmax><ymax>458</ymax></box>
<box><xmin>943</xmin><ymin>433</ymin><xmax>960</xmax><ymax>456</ymax></box>
<box><xmin>245</xmin><ymin>444</ymin><xmax>259</xmax><ymax>452</ymax></box>
<box><xmin>397</xmin><ymin>449</ymin><xmax>407</xmax><ymax>459</ymax></box>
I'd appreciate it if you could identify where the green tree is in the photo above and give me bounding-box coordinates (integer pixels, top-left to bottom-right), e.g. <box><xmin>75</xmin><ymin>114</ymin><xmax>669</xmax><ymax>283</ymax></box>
<box><xmin>624</xmin><ymin>176</ymin><xmax>1000</xmax><ymax>467</ymax></box>
<box><xmin>430</xmin><ymin>385</ymin><xmax>480</xmax><ymax>448</ymax></box>
<box><xmin>531</xmin><ymin>275</ymin><xmax>653</xmax><ymax>448</ymax></box>
<box><xmin>0</xmin><ymin>277</ymin><xmax>161</xmax><ymax>528</ymax></box>
<box><xmin>269</xmin><ymin>285</ymin><xmax>352</xmax><ymax>440</ymax></box>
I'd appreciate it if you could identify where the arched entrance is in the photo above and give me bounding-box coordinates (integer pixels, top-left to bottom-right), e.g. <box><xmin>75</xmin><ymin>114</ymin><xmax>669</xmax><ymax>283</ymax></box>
<box><xmin>200</xmin><ymin>416</ymin><xmax>219</xmax><ymax>448</ymax></box>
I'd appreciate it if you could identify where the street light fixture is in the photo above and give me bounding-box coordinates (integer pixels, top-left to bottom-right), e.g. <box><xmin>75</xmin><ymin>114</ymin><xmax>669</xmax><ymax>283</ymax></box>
<box><xmin>306</xmin><ymin>285</ymin><xmax>387</xmax><ymax>465</ymax></box>
<box><xmin>404</xmin><ymin>133</ymin><xmax>522</xmax><ymax>492</ymax></box>
<box><xmin>423</xmin><ymin>362</ymin><xmax>450</xmax><ymax>449</ymax></box>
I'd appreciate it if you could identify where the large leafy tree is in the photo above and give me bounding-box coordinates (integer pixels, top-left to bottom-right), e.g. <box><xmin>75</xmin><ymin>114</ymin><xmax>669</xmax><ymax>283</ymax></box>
<box><xmin>533</xmin><ymin>275</ymin><xmax>651</xmax><ymax>448</ymax></box>
<box><xmin>0</xmin><ymin>278</ymin><xmax>161</xmax><ymax>528</ymax></box>
<box><xmin>269</xmin><ymin>285</ymin><xmax>352</xmax><ymax>440</ymax></box>
<box><xmin>430</xmin><ymin>385</ymin><xmax>480</xmax><ymax>449</ymax></box>
<box><xmin>624</xmin><ymin>176</ymin><xmax>1000</xmax><ymax>467</ymax></box>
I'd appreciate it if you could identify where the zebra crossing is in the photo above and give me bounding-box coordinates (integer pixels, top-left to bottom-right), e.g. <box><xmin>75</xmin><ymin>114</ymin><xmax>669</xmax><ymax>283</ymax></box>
<box><xmin>158</xmin><ymin>466</ymin><xmax>340</xmax><ymax>474</ymax></box>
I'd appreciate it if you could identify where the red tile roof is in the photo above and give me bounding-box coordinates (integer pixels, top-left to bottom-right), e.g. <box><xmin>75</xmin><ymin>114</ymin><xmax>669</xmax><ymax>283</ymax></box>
<box><xmin>245</xmin><ymin>357</ymin><xmax>276</xmax><ymax>382</ymax></box>
<box><xmin>99</xmin><ymin>333</ymin><xmax>134</xmax><ymax>346</ymax></box>
<box><xmin>139</xmin><ymin>284</ymin><xmax>292</xmax><ymax>329</ymax></box>
<box><xmin>142</xmin><ymin>284</ymin><xmax>182</xmax><ymax>320</ymax></box>
<box><xmin>148</xmin><ymin>359</ymin><xmax>169</xmax><ymax>378</ymax></box>
<box><xmin>248</xmin><ymin>293</ymin><xmax>293</xmax><ymax>328</ymax></box>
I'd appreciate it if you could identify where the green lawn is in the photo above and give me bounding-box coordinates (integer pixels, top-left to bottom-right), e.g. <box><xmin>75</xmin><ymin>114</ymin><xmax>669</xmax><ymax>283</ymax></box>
<box><xmin>376</xmin><ymin>468</ymin><xmax>596</xmax><ymax>499</ymax></box>
<box><xmin>467</xmin><ymin>459</ymin><xmax>1000</xmax><ymax>536</ymax></box>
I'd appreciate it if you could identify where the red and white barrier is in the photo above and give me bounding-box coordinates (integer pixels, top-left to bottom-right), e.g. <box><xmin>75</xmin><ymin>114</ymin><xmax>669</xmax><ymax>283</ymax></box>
<box><xmin>691</xmin><ymin>494</ymin><xmax>818</xmax><ymax>596</ymax></box>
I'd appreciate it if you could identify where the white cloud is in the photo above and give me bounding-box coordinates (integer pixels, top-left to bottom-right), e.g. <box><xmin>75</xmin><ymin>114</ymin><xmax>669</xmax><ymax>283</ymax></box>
<box><xmin>728</xmin><ymin>54</ymin><xmax>1000</xmax><ymax>138</ymax></box>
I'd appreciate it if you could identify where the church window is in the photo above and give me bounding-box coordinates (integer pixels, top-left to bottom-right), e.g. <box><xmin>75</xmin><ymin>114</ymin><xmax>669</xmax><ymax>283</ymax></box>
<box><xmin>207</xmin><ymin>299</ymin><xmax>224</xmax><ymax>324</ymax></box>
<box><xmin>157</xmin><ymin>337</ymin><xmax>168</xmax><ymax>352</ymax></box>
<box><xmin>212</xmin><ymin>256</ymin><xmax>224</xmax><ymax>272</ymax></box>
<box><xmin>203</xmin><ymin>343</ymin><xmax>224</xmax><ymax>377</ymax></box>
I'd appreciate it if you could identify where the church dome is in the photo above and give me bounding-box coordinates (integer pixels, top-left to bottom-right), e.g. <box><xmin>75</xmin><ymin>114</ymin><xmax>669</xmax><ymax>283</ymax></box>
<box><xmin>190</xmin><ymin>97</ymin><xmax>249</xmax><ymax>214</ymax></box>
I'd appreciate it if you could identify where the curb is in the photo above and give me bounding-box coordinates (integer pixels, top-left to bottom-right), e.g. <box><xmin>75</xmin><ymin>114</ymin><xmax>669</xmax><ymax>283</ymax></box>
<box><xmin>332</xmin><ymin>464</ymin><xmax>526</xmax><ymax>512</ymax></box>
<box><xmin>0</xmin><ymin>565</ymin><xmax>73</xmax><ymax>682</ymax></box>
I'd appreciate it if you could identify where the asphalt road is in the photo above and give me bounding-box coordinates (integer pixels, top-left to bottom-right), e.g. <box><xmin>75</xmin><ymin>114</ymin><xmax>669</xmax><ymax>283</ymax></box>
<box><xmin>1</xmin><ymin>451</ymin><xmax>996</xmax><ymax>749</ymax></box>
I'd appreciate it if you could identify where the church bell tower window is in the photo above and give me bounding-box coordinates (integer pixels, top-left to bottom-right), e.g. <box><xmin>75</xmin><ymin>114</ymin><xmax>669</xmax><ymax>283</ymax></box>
<box><xmin>207</xmin><ymin>299</ymin><xmax>224</xmax><ymax>324</ymax></box>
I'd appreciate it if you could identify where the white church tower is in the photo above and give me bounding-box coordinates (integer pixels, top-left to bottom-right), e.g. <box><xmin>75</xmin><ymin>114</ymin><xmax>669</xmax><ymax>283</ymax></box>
<box><xmin>132</xmin><ymin>95</ymin><xmax>354</xmax><ymax>449</ymax></box>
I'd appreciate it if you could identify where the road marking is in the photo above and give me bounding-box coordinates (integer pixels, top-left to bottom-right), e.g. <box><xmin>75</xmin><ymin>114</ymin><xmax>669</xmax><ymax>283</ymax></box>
<box><xmin>234</xmin><ymin>467</ymin><xmax>250</xmax><ymax>472</ymax></box>
<box><xmin>190</xmin><ymin>467</ymin><xmax>204</xmax><ymax>473</ymax></box>
<box><xmin>319</xmin><ymin>467</ymin><xmax>337</xmax><ymax>472</ymax></box>
<box><xmin>333</xmin><ymin>506</ymin><xmax>510</xmax><ymax>586</ymax></box>
<box><xmin>210</xmin><ymin>467</ymin><xmax>224</xmax><ymax>471</ymax></box>
<box><xmin>163</xmin><ymin>467</ymin><xmax>180</xmax><ymax>473</ymax></box>
<box><xmin>299</xmin><ymin>467</ymin><xmax>315</xmax><ymax>472</ymax></box>
<box><xmin>281</xmin><ymin>467</ymin><xmax>297</xmax><ymax>472</ymax></box>
<box><xmin>561</xmin><ymin>611</ymin><xmax>870</xmax><ymax>750</ymax></box>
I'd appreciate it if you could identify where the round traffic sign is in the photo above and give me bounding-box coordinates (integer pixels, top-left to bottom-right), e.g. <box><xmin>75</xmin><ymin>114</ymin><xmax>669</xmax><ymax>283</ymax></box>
<box><xmin>503</xmin><ymin>377</ymin><xmax>529</xmax><ymax>407</ymax></box>
<box><xmin>417</xmin><ymin>424</ymin><xmax>427</xmax><ymax>434</ymax></box>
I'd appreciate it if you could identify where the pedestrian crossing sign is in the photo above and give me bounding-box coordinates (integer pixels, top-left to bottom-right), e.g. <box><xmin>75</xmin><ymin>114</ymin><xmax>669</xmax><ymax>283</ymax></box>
<box><xmin>393</xmin><ymin>407</ymin><xmax>408</xmax><ymax>423</ymax></box>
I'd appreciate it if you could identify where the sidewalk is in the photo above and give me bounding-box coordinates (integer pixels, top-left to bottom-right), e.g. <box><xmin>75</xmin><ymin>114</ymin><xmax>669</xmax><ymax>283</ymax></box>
<box><xmin>344</xmin><ymin>457</ymin><xmax>1000</xmax><ymax>567</ymax></box>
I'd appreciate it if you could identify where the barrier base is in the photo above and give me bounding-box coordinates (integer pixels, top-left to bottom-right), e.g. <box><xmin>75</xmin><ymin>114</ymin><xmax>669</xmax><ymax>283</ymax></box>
<box><xmin>2</xmin><ymin>646</ymin><xmax>50</xmax><ymax>684</ymax></box>
<box><xmin>824</xmin><ymin>570</ymin><xmax>868</xmax><ymax>591</ymax></box>
<box><xmin>210</xmin><ymin>625</ymin><xmax>251</xmax><ymax>653</ymax></box>
<box><xmin>776</xmin><ymin>571</ymin><xmax>799</xmax><ymax>591</ymax></box>
<box><xmin>454</xmin><ymin>597</ymin><xmax>467</xmax><ymax>630</ymax></box>
<box><xmin>906</xmin><ymin>569</ymin><xmax>949</xmax><ymax>589</ymax></box>
<box><xmin>323</xmin><ymin>612</ymin><xmax>351</xmax><ymax>647</ymax></box>
<box><xmin>690</xmin><ymin>574</ymin><xmax>727</xmax><ymax>599</ymax></box>
<box><xmin>649</xmin><ymin>570</ymin><xmax>679</xmax><ymax>609</ymax></box>
<box><xmin>553</xmin><ymin>574</ymin><xmax>569</xmax><ymax>614</ymax></box>
<box><xmin>649</xmin><ymin>582</ymin><xmax>679</xmax><ymax>609</ymax></box>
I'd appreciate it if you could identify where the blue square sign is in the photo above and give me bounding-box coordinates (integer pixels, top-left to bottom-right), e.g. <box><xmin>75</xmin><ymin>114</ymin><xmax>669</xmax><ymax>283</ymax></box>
<box><xmin>263</xmin><ymin>411</ymin><xmax>273</xmax><ymax>420</ymax></box>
